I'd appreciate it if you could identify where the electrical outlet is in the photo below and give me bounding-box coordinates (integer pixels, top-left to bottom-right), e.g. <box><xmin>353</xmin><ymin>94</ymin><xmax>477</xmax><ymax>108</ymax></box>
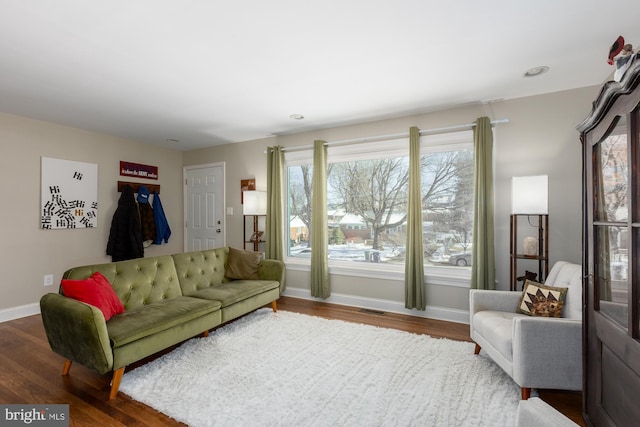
<box><xmin>44</xmin><ymin>274</ymin><xmax>54</xmax><ymax>287</ymax></box>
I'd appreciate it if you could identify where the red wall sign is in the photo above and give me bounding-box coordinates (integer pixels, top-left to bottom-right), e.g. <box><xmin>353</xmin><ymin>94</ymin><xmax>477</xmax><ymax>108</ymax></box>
<box><xmin>120</xmin><ymin>161</ymin><xmax>158</xmax><ymax>180</ymax></box>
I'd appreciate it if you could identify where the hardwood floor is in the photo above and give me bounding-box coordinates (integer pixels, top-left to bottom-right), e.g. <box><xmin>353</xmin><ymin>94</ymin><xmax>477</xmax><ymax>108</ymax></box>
<box><xmin>0</xmin><ymin>296</ymin><xmax>584</xmax><ymax>426</ymax></box>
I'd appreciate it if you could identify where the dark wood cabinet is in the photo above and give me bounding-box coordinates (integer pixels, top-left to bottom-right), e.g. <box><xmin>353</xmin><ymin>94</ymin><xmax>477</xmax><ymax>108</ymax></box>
<box><xmin>578</xmin><ymin>55</ymin><xmax>640</xmax><ymax>426</ymax></box>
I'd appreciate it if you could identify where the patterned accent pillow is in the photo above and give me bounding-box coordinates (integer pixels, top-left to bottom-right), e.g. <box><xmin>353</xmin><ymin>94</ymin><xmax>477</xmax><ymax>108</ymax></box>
<box><xmin>518</xmin><ymin>280</ymin><xmax>568</xmax><ymax>317</ymax></box>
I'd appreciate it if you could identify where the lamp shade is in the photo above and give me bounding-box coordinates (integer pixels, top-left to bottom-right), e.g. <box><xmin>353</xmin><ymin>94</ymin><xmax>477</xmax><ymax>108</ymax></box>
<box><xmin>243</xmin><ymin>191</ymin><xmax>267</xmax><ymax>215</ymax></box>
<box><xmin>511</xmin><ymin>175</ymin><xmax>548</xmax><ymax>214</ymax></box>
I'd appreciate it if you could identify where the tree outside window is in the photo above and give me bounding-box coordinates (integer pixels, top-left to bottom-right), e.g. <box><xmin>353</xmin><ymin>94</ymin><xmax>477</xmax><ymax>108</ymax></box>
<box><xmin>286</xmin><ymin>135</ymin><xmax>474</xmax><ymax>268</ymax></box>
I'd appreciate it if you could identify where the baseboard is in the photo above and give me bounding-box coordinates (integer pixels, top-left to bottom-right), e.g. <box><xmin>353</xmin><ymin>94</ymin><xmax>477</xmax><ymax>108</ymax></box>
<box><xmin>0</xmin><ymin>292</ymin><xmax>470</xmax><ymax>325</ymax></box>
<box><xmin>0</xmin><ymin>302</ymin><xmax>41</xmax><ymax>323</ymax></box>
<box><xmin>282</xmin><ymin>287</ymin><xmax>469</xmax><ymax>324</ymax></box>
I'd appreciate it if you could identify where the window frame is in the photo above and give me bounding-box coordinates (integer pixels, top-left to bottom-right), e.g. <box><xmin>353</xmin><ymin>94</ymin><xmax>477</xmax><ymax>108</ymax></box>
<box><xmin>283</xmin><ymin>130</ymin><xmax>474</xmax><ymax>287</ymax></box>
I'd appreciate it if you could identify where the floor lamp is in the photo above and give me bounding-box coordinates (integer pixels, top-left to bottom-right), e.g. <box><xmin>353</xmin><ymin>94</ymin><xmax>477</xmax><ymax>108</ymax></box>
<box><xmin>243</xmin><ymin>190</ymin><xmax>267</xmax><ymax>251</ymax></box>
<box><xmin>510</xmin><ymin>175</ymin><xmax>549</xmax><ymax>290</ymax></box>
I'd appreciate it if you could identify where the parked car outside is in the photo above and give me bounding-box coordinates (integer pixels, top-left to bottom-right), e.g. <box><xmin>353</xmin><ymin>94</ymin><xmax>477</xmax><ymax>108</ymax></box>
<box><xmin>429</xmin><ymin>250</ymin><xmax>472</xmax><ymax>266</ymax></box>
<box><xmin>447</xmin><ymin>252</ymin><xmax>472</xmax><ymax>266</ymax></box>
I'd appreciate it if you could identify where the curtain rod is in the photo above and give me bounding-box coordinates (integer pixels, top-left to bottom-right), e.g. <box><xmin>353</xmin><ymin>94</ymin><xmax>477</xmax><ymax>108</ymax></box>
<box><xmin>266</xmin><ymin>118</ymin><xmax>509</xmax><ymax>153</ymax></box>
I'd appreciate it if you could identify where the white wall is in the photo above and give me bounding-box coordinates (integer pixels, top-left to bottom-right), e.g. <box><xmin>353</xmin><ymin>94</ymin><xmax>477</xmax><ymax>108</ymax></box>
<box><xmin>489</xmin><ymin>88</ymin><xmax>597</xmax><ymax>293</ymax></box>
<box><xmin>0</xmin><ymin>83</ymin><xmax>602</xmax><ymax>322</ymax></box>
<box><xmin>0</xmin><ymin>112</ymin><xmax>184</xmax><ymax>319</ymax></box>
<box><xmin>184</xmin><ymin>85</ymin><xmax>601</xmax><ymax>321</ymax></box>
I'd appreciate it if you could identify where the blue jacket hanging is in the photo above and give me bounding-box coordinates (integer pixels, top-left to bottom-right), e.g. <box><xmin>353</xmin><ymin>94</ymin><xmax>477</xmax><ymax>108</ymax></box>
<box><xmin>152</xmin><ymin>190</ymin><xmax>171</xmax><ymax>244</ymax></box>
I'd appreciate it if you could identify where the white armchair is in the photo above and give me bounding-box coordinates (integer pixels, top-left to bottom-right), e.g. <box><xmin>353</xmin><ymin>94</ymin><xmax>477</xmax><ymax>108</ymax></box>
<box><xmin>470</xmin><ymin>261</ymin><xmax>582</xmax><ymax>399</ymax></box>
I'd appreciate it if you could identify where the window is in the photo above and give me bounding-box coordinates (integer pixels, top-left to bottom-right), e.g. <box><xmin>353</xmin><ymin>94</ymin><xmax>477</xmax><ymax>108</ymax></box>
<box><xmin>421</xmin><ymin>131</ymin><xmax>474</xmax><ymax>268</ymax></box>
<box><xmin>285</xmin><ymin>131</ymin><xmax>474</xmax><ymax>272</ymax></box>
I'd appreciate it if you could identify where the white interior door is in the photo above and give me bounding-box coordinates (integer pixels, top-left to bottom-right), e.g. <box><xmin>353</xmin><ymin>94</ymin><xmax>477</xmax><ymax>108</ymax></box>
<box><xmin>184</xmin><ymin>163</ymin><xmax>225</xmax><ymax>251</ymax></box>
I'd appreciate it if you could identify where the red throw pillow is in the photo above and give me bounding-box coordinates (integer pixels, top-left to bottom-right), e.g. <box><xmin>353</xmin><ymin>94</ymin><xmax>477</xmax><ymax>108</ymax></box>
<box><xmin>61</xmin><ymin>272</ymin><xmax>125</xmax><ymax>321</ymax></box>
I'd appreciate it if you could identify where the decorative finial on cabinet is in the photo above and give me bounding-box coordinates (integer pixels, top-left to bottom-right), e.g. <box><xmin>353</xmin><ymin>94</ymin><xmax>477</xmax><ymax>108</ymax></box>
<box><xmin>608</xmin><ymin>36</ymin><xmax>625</xmax><ymax>65</ymax></box>
<box><xmin>608</xmin><ymin>35</ymin><xmax>637</xmax><ymax>82</ymax></box>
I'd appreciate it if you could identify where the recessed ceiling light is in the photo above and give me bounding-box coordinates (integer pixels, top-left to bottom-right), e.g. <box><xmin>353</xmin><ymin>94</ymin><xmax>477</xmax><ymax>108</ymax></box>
<box><xmin>165</xmin><ymin>138</ymin><xmax>180</xmax><ymax>143</ymax></box>
<box><xmin>523</xmin><ymin>66</ymin><xmax>549</xmax><ymax>78</ymax></box>
<box><xmin>289</xmin><ymin>114</ymin><xmax>304</xmax><ymax>120</ymax></box>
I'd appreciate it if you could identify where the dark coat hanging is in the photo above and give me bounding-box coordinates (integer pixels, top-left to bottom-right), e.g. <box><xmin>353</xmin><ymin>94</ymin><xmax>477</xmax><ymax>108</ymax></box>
<box><xmin>136</xmin><ymin>185</ymin><xmax>156</xmax><ymax>245</ymax></box>
<box><xmin>107</xmin><ymin>185</ymin><xmax>144</xmax><ymax>261</ymax></box>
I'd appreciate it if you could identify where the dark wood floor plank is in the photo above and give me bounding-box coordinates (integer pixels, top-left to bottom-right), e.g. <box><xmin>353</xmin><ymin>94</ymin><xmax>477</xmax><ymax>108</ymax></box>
<box><xmin>0</xmin><ymin>383</ymin><xmax>25</xmax><ymax>404</ymax></box>
<box><xmin>0</xmin><ymin>296</ymin><xmax>583</xmax><ymax>426</ymax></box>
<box><xmin>276</xmin><ymin>296</ymin><xmax>472</xmax><ymax>341</ymax></box>
<box><xmin>0</xmin><ymin>352</ymin><xmax>120</xmax><ymax>426</ymax></box>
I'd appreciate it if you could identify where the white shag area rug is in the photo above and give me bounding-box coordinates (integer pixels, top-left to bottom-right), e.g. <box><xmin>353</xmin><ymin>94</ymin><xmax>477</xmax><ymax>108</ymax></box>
<box><xmin>119</xmin><ymin>309</ymin><xmax>520</xmax><ymax>426</ymax></box>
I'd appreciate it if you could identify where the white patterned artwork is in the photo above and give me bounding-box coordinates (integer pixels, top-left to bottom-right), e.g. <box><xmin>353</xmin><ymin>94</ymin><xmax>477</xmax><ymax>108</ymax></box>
<box><xmin>41</xmin><ymin>157</ymin><xmax>98</xmax><ymax>229</ymax></box>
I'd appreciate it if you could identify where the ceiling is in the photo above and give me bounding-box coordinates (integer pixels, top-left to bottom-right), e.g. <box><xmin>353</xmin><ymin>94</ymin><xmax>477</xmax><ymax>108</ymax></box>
<box><xmin>1</xmin><ymin>1</ymin><xmax>638</xmax><ymax>151</ymax></box>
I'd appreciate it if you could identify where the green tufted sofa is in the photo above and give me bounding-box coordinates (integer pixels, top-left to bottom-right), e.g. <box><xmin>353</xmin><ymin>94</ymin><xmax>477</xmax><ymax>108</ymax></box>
<box><xmin>39</xmin><ymin>247</ymin><xmax>285</xmax><ymax>400</ymax></box>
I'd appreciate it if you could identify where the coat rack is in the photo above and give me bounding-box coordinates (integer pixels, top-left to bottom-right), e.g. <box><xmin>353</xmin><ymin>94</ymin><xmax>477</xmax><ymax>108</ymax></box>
<box><xmin>117</xmin><ymin>181</ymin><xmax>160</xmax><ymax>194</ymax></box>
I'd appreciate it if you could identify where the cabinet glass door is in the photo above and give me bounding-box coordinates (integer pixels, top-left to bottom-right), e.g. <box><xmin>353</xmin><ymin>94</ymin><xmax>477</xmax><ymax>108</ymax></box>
<box><xmin>593</xmin><ymin>116</ymin><xmax>629</xmax><ymax>328</ymax></box>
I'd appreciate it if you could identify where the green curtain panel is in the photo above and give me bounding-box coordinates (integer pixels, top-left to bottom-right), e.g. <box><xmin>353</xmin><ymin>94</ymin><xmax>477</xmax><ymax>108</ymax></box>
<box><xmin>405</xmin><ymin>127</ymin><xmax>426</xmax><ymax>310</ymax></box>
<box><xmin>266</xmin><ymin>146</ymin><xmax>285</xmax><ymax>264</ymax></box>
<box><xmin>470</xmin><ymin>117</ymin><xmax>496</xmax><ymax>290</ymax></box>
<box><xmin>310</xmin><ymin>140</ymin><xmax>330</xmax><ymax>298</ymax></box>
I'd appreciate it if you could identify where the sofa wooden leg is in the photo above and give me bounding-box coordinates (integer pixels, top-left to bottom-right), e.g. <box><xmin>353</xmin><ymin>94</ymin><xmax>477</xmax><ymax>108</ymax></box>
<box><xmin>271</xmin><ymin>300</ymin><xmax>277</xmax><ymax>312</ymax></box>
<box><xmin>109</xmin><ymin>367</ymin><xmax>125</xmax><ymax>400</ymax></box>
<box><xmin>62</xmin><ymin>360</ymin><xmax>72</xmax><ymax>376</ymax></box>
<box><xmin>521</xmin><ymin>387</ymin><xmax>531</xmax><ymax>400</ymax></box>
<box><xmin>203</xmin><ymin>330</ymin><xmax>209</xmax><ymax>338</ymax></box>
<box><xmin>474</xmin><ymin>343</ymin><xmax>481</xmax><ymax>355</ymax></box>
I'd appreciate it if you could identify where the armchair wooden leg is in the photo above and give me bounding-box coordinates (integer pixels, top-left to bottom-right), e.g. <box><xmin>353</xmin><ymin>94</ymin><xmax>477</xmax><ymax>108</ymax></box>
<box><xmin>62</xmin><ymin>360</ymin><xmax>72</xmax><ymax>376</ymax></box>
<box><xmin>271</xmin><ymin>300</ymin><xmax>277</xmax><ymax>312</ymax></box>
<box><xmin>521</xmin><ymin>387</ymin><xmax>531</xmax><ymax>400</ymax></box>
<box><xmin>109</xmin><ymin>367</ymin><xmax>125</xmax><ymax>400</ymax></box>
<box><xmin>474</xmin><ymin>343</ymin><xmax>481</xmax><ymax>355</ymax></box>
